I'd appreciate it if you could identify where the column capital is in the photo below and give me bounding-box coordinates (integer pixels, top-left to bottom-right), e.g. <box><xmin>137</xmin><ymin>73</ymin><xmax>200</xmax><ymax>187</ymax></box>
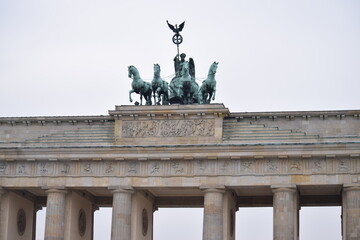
<box><xmin>108</xmin><ymin>186</ymin><xmax>134</xmax><ymax>194</ymax></box>
<box><xmin>42</xmin><ymin>186</ymin><xmax>67</xmax><ymax>194</ymax></box>
<box><xmin>343</xmin><ymin>184</ymin><xmax>360</xmax><ymax>192</ymax></box>
<box><xmin>271</xmin><ymin>185</ymin><xmax>297</xmax><ymax>193</ymax></box>
<box><xmin>200</xmin><ymin>185</ymin><xmax>226</xmax><ymax>193</ymax></box>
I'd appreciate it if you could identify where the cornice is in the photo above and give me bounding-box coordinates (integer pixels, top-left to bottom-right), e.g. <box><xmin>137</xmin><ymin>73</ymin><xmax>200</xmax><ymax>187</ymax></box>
<box><xmin>229</xmin><ymin>109</ymin><xmax>360</xmax><ymax>120</ymax></box>
<box><xmin>0</xmin><ymin>141</ymin><xmax>359</xmax><ymax>162</ymax></box>
<box><xmin>0</xmin><ymin>115</ymin><xmax>113</xmax><ymax>126</ymax></box>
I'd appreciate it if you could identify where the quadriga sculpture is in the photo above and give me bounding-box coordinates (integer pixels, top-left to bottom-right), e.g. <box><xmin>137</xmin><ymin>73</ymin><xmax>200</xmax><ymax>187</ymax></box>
<box><xmin>199</xmin><ymin>62</ymin><xmax>218</xmax><ymax>104</ymax></box>
<box><xmin>127</xmin><ymin>58</ymin><xmax>219</xmax><ymax>105</ymax></box>
<box><xmin>128</xmin><ymin>65</ymin><xmax>152</xmax><ymax>105</ymax></box>
<box><xmin>151</xmin><ymin>64</ymin><xmax>169</xmax><ymax>105</ymax></box>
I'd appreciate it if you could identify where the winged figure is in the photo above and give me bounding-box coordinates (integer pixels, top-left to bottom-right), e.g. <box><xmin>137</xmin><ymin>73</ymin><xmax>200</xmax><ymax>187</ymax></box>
<box><xmin>166</xmin><ymin>20</ymin><xmax>185</xmax><ymax>34</ymax></box>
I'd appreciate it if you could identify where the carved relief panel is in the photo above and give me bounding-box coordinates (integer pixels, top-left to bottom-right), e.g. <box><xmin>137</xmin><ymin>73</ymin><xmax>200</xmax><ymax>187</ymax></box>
<box><xmin>122</xmin><ymin>119</ymin><xmax>215</xmax><ymax>138</ymax></box>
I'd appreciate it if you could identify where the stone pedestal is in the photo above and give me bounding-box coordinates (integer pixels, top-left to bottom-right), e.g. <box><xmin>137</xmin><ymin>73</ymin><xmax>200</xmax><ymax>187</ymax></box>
<box><xmin>202</xmin><ymin>187</ymin><xmax>225</xmax><ymax>240</ymax></box>
<box><xmin>109</xmin><ymin>104</ymin><xmax>229</xmax><ymax>146</ymax></box>
<box><xmin>342</xmin><ymin>185</ymin><xmax>360</xmax><ymax>240</ymax></box>
<box><xmin>272</xmin><ymin>186</ymin><xmax>299</xmax><ymax>240</ymax></box>
<box><xmin>44</xmin><ymin>189</ymin><xmax>67</xmax><ymax>240</ymax></box>
<box><xmin>110</xmin><ymin>187</ymin><xmax>134</xmax><ymax>240</ymax></box>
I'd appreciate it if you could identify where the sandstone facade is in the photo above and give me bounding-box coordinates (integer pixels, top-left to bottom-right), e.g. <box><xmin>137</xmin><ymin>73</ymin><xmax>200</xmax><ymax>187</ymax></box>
<box><xmin>0</xmin><ymin>104</ymin><xmax>359</xmax><ymax>239</ymax></box>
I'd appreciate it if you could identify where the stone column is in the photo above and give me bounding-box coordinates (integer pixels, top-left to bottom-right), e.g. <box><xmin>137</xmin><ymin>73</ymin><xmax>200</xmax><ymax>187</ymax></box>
<box><xmin>342</xmin><ymin>185</ymin><xmax>360</xmax><ymax>239</ymax></box>
<box><xmin>201</xmin><ymin>187</ymin><xmax>225</xmax><ymax>240</ymax></box>
<box><xmin>44</xmin><ymin>188</ymin><xmax>67</xmax><ymax>240</ymax></box>
<box><xmin>0</xmin><ymin>187</ymin><xmax>5</xmax><ymax>240</ymax></box>
<box><xmin>110</xmin><ymin>187</ymin><xmax>134</xmax><ymax>240</ymax></box>
<box><xmin>272</xmin><ymin>186</ymin><xmax>299</xmax><ymax>240</ymax></box>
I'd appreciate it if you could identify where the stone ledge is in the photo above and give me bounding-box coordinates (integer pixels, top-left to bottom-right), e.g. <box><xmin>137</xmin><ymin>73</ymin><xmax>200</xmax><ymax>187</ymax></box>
<box><xmin>230</xmin><ymin>109</ymin><xmax>360</xmax><ymax>120</ymax></box>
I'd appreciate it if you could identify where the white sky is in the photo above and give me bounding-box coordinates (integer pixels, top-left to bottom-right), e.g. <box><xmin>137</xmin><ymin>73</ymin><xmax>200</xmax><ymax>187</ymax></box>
<box><xmin>1</xmin><ymin>0</ymin><xmax>358</xmax><ymax>239</ymax></box>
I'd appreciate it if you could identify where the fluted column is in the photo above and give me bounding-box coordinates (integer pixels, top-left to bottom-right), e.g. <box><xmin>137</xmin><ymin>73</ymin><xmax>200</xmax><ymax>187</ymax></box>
<box><xmin>343</xmin><ymin>185</ymin><xmax>360</xmax><ymax>240</ymax></box>
<box><xmin>272</xmin><ymin>186</ymin><xmax>299</xmax><ymax>240</ymax></box>
<box><xmin>110</xmin><ymin>187</ymin><xmax>134</xmax><ymax>240</ymax></box>
<box><xmin>44</xmin><ymin>188</ymin><xmax>67</xmax><ymax>240</ymax></box>
<box><xmin>201</xmin><ymin>187</ymin><xmax>225</xmax><ymax>240</ymax></box>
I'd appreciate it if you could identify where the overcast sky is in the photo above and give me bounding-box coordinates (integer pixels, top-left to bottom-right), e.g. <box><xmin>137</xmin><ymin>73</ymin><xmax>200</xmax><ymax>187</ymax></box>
<box><xmin>1</xmin><ymin>0</ymin><xmax>358</xmax><ymax>239</ymax></box>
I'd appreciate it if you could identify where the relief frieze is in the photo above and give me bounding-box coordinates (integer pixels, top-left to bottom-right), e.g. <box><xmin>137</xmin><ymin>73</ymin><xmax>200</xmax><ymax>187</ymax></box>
<box><xmin>60</xmin><ymin>163</ymin><xmax>70</xmax><ymax>175</ymax></box>
<box><xmin>121</xmin><ymin>119</ymin><xmax>215</xmax><ymax>138</ymax></box>
<box><xmin>240</xmin><ymin>160</ymin><xmax>254</xmax><ymax>173</ymax></box>
<box><xmin>312</xmin><ymin>159</ymin><xmax>325</xmax><ymax>173</ymax></box>
<box><xmin>82</xmin><ymin>162</ymin><xmax>93</xmax><ymax>174</ymax></box>
<box><xmin>127</xmin><ymin>162</ymin><xmax>139</xmax><ymax>175</ymax></box>
<box><xmin>17</xmin><ymin>163</ymin><xmax>28</xmax><ymax>175</ymax></box>
<box><xmin>289</xmin><ymin>161</ymin><xmax>302</xmax><ymax>172</ymax></box>
<box><xmin>170</xmin><ymin>160</ymin><xmax>184</xmax><ymax>174</ymax></box>
<box><xmin>0</xmin><ymin>157</ymin><xmax>358</xmax><ymax>178</ymax></box>
<box><xmin>38</xmin><ymin>162</ymin><xmax>53</xmax><ymax>175</ymax></box>
<box><xmin>0</xmin><ymin>162</ymin><xmax>8</xmax><ymax>175</ymax></box>
<box><xmin>265</xmin><ymin>159</ymin><xmax>279</xmax><ymax>173</ymax></box>
<box><xmin>337</xmin><ymin>159</ymin><xmax>350</xmax><ymax>172</ymax></box>
<box><xmin>104</xmin><ymin>162</ymin><xmax>115</xmax><ymax>174</ymax></box>
<box><xmin>149</xmin><ymin>162</ymin><xmax>160</xmax><ymax>175</ymax></box>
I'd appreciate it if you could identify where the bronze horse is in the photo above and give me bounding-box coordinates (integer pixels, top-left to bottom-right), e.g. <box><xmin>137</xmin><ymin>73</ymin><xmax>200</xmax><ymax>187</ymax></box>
<box><xmin>128</xmin><ymin>65</ymin><xmax>152</xmax><ymax>105</ymax></box>
<box><xmin>151</xmin><ymin>64</ymin><xmax>169</xmax><ymax>105</ymax></box>
<box><xmin>199</xmin><ymin>62</ymin><xmax>218</xmax><ymax>104</ymax></box>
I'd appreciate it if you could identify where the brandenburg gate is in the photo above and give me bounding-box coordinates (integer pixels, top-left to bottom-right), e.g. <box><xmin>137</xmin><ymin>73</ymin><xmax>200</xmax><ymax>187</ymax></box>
<box><xmin>0</xmin><ymin>104</ymin><xmax>359</xmax><ymax>239</ymax></box>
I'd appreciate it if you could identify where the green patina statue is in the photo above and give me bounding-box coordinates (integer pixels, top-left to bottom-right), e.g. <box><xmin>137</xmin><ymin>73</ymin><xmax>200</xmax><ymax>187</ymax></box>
<box><xmin>126</xmin><ymin>21</ymin><xmax>219</xmax><ymax>106</ymax></box>
<box><xmin>128</xmin><ymin>65</ymin><xmax>152</xmax><ymax>105</ymax></box>
<box><xmin>127</xmin><ymin>59</ymin><xmax>218</xmax><ymax>106</ymax></box>
<box><xmin>199</xmin><ymin>61</ymin><xmax>218</xmax><ymax>104</ymax></box>
<box><xmin>169</xmin><ymin>53</ymin><xmax>198</xmax><ymax>104</ymax></box>
<box><xmin>152</xmin><ymin>64</ymin><xmax>169</xmax><ymax>105</ymax></box>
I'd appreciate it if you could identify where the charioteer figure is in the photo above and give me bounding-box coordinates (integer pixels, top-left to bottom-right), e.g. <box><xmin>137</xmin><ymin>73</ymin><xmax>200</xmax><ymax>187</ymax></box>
<box><xmin>169</xmin><ymin>52</ymin><xmax>198</xmax><ymax>104</ymax></box>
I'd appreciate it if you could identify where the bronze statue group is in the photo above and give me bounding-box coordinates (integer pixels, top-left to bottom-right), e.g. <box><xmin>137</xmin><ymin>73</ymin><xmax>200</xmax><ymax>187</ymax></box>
<box><xmin>128</xmin><ymin>53</ymin><xmax>218</xmax><ymax>106</ymax></box>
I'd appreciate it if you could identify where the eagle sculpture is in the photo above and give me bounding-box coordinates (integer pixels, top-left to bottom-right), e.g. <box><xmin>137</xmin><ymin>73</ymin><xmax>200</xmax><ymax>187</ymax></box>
<box><xmin>166</xmin><ymin>20</ymin><xmax>185</xmax><ymax>34</ymax></box>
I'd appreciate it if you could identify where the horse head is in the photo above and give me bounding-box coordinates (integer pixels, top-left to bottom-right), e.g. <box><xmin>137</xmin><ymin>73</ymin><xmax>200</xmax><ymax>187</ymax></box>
<box><xmin>128</xmin><ymin>66</ymin><xmax>134</xmax><ymax>77</ymax></box>
<box><xmin>153</xmin><ymin>64</ymin><xmax>161</xmax><ymax>77</ymax></box>
<box><xmin>128</xmin><ymin>65</ymin><xmax>140</xmax><ymax>79</ymax></box>
<box><xmin>208</xmin><ymin>62</ymin><xmax>219</xmax><ymax>76</ymax></box>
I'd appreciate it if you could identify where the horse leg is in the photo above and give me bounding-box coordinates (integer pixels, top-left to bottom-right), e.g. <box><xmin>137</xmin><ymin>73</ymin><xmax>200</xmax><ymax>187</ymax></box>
<box><xmin>153</xmin><ymin>90</ymin><xmax>157</xmax><ymax>105</ymax></box>
<box><xmin>163</xmin><ymin>92</ymin><xmax>169</xmax><ymax>105</ymax></box>
<box><xmin>129</xmin><ymin>89</ymin><xmax>135</xmax><ymax>103</ymax></box>
<box><xmin>148</xmin><ymin>93</ymin><xmax>153</xmax><ymax>105</ymax></box>
<box><xmin>208</xmin><ymin>93</ymin><xmax>212</xmax><ymax>104</ymax></box>
<box><xmin>204</xmin><ymin>93</ymin><xmax>209</xmax><ymax>104</ymax></box>
<box><xmin>139</xmin><ymin>93</ymin><xmax>143</xmax><ymax>105</ymax></box>
<box><xmin>144</xmin><ymin>91</ymin><xmax>152</xmax><ymax>105</ymax></box>
<box><xmin>156</xmin><ymin>88</ymin><xmax>162</xmax><ymax>105</ymax></box>
<box><xmin>158</xmin><ymin>94</ymin><xmax>161</xmax><ymax>105</ymax></box>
